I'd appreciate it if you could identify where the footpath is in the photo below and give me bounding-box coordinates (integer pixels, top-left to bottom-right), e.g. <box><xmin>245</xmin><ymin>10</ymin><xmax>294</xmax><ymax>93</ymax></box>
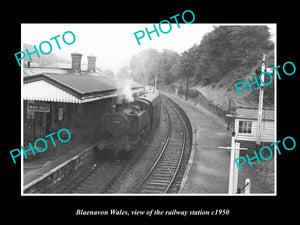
<box><xmin>165</xmin><ymin>93</ymin><xmax>274</xmax><ymax>194</ymax></box>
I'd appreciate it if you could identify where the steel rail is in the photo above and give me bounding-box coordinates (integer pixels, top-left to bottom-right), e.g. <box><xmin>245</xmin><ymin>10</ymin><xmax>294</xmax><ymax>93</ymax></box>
<box><xmin>132</xmin><ymin>98</ymin><xmax>187</xmax><ymax>194</ymax></box>
<box><xmin>132</xmin><ymin>104</ymin><xmax>172</xmax><ymax>193</ymax></box>
<box><xmin>164</xmin><ymin>100</ymin><xmax>186</xmax><ymax>193</ymax></box>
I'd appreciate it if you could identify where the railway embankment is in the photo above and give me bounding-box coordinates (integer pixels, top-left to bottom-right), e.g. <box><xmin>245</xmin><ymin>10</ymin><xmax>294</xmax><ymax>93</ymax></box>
<box><xmin>162</xmin><ymin>85</ymin><xmax>228</xmax><ymax>122</ymax></box>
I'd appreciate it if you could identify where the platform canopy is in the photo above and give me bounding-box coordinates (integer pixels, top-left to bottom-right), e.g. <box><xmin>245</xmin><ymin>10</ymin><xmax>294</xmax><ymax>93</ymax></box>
<box><xmin>23</xmin><ymin>73</ymin><xmax>144</xmax><ymax>103</ymax></box>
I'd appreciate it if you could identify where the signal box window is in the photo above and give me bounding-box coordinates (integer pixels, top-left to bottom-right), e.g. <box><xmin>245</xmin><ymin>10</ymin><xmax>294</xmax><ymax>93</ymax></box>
<box><xmin>238</xmin><ymin>121</ymin><xmax>252</xmax><ymax>133</ymax></box>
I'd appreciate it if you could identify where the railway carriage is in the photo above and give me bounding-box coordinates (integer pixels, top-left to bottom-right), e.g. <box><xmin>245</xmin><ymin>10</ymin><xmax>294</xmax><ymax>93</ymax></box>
<box><xmin>97</xmin><ymin>89</ymin><xmax>161</xmax><ymax>158</ymax></box>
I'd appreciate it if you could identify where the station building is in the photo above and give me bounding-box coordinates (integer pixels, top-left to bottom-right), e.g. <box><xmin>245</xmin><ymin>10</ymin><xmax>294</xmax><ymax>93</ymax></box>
<box><xmin>228</xmin><ymin>102</ymin><xmax>275</xmax><ymax>154</ymax></box>
<box><xmin>23</xmin><ymin>53</ymin><xmax>144</xmax><ymax>143</ymax></box>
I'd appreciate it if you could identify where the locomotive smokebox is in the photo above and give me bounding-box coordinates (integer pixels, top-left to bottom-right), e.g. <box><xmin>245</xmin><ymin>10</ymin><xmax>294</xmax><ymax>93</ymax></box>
<box><xmin>105</xmin><ymin>112</ymin><xmax>130</xmax><ymax>137</ymax></box>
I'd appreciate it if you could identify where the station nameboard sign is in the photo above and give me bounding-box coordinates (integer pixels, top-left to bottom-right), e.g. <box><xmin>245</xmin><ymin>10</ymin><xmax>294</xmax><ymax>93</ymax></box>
<box><xmin>27</xmin><ymin>102</ymin><xmax>50</xmax><ymax>112</ymax></box>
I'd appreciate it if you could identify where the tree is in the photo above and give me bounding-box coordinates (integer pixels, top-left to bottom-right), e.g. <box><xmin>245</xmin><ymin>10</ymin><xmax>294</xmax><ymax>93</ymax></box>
<box><xmin>116</xmin><ymin>66</ymin><xmax>130</xmax><ymax>79</ymax></box>
<box><xmin>127</xmin><ymin>49</ymin><xmax>180</xmax><ymax>87</ymax></box>
<box><xmin>180</xmin><ymin>26</ymin><xmax>274</xmax><ymax>86</ymax></box>
<box><xmin>122</xmin><ymin>25</ymin><xmax>274</xmax><ymax>104</ymax></box>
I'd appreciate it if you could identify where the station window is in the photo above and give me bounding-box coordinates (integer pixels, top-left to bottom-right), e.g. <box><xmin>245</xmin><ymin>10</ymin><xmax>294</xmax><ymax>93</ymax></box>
<box><xmin>238</xmin><ymin>121</ymin><xmax>252</xmax><ymax>133</ymax></box>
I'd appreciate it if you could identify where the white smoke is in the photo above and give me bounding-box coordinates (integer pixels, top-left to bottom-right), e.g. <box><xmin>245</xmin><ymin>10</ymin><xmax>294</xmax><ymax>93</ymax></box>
<box><xmin>115</xmin><ymin>77</ymin><xmax>135</xmax><ymax>103</ymax></box>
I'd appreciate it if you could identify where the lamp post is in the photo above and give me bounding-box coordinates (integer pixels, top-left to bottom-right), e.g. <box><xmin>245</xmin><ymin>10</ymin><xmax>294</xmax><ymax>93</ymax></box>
<box><xmin>257</xmin><ymin>54</ymin><xmax>265</xmax><ymax>148</ymax></box>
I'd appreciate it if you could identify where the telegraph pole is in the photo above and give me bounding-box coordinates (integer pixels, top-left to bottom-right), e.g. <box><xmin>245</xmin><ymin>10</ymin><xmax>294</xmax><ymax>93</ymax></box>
<box><xmin>185</xmin><ymin>72</ymin><xmax>189</xmax><ymax>101</ymax></box>
<box><xmin>218</xmin><ymin>132</ymin><xmax>247</xmax><ymax>194</ymax></box>
<box><xmin>257</xmin><ymin>54</ymin><xmax>265</xmax><ymax>147</ymax></box>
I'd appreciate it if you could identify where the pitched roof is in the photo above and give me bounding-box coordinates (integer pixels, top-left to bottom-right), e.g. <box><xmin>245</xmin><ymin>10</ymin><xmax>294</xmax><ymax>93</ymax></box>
<box><xmin>235</xmin><ymin>107</ymin><xmax>274</xmax><ymax>121</ymax></box>
<box><xmin>23</xmin><ymin>73</ymin><xmax>144</xmax><ymax>103</ymax></box>
<box><xmin>45</xmin><ymin>73</ymin><xmax>117</xmax><ymax>94</ymax></box>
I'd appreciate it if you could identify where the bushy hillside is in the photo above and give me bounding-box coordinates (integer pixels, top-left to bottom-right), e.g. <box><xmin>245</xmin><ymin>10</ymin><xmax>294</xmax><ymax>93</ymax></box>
<box><xmin>121</xmin><ymin>25</ymin><xmax>275</xmax><ymax>110</ymax></box>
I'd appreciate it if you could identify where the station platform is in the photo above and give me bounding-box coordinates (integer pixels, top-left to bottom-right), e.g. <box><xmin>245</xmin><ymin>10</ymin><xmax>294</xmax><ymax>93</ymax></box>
<box><xmin>23</xmin><ymin>115</ymin><xmax>102</xmax><ymax>187</ymax></box>
<box><xmin>164</xmin><ymin>93</ymin><xmax>274</xmax><ymax>194</ymax></box>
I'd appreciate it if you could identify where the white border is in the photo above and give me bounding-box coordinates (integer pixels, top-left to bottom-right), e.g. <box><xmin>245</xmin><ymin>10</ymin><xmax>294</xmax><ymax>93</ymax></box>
<box><xmin>21</xmin><ymin>23</ymin><xmax>277</xmax><ymax>196</ymax></box>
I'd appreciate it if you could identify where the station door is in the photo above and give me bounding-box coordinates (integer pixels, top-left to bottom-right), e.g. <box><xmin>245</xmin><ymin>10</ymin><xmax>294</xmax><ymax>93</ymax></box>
<box><xmin>34</xmin><ymin>112</ymin><xmax>47</xmax><ymax>139</ymax></box>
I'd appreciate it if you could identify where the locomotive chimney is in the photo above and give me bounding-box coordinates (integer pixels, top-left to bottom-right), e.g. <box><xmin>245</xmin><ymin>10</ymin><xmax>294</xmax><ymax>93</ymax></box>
<box><xmin>115</xmin><ymin>97</ymin><xmax>129</xmax><ymax>112</ymax></box>
<box><xmin>115</xmin><ymin>104</ymin><xmax>123</xmax><ymax>112</ymax></box>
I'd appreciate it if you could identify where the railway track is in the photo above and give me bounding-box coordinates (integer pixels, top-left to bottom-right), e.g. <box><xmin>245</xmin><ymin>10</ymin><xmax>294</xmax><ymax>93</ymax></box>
<box><xmin>74</xmin><ymin>161</ymin><xmax>126</xmax><ymax>193</ymax></box>
<box><xmin>132</xmin><ymin>96</ymin><xmax>191</xmax><ymax>194</ymax></box>
<box><xmin>35</xmin><ymin>94</ymin><xmax>192</xmax><ymax>194</ymax></box>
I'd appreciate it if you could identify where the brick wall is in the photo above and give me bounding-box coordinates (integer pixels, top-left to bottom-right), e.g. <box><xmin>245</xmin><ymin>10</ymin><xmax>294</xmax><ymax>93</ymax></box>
<box><xmin>23</xmin><ymin>146</ymin><xmax>96</xmax><ymax>193</ymax></box>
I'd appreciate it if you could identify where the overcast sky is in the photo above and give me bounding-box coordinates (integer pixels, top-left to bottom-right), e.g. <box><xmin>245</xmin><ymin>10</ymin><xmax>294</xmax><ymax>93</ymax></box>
<box><xmin>22</xmin><ymin>23</ymin><xmax>276</xmax><ymax>73</ymax></box>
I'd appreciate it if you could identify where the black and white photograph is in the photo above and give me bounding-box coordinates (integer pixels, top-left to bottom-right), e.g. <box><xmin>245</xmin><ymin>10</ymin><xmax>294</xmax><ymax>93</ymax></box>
<box><xmin>20</xmin><ymin>23</ymin><xmax>276</xmax><ymax>195</ymax></box>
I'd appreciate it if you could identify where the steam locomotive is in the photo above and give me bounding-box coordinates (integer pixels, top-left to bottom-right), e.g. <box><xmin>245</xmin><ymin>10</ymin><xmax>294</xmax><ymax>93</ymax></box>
<box><xmin>97</xmin><ymin>89</ymin><xmax>161</xmax><ymax>158</ymax></box>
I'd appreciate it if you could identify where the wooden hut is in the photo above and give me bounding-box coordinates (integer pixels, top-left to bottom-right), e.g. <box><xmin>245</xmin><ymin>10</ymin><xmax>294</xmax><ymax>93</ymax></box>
<box><xmin>228</xmin><ymin>103</ymin><xmax>275</xmax><ymax>154</ymax></box>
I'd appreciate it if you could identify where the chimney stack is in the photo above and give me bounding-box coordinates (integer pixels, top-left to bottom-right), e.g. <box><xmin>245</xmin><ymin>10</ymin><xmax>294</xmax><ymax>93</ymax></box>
<box><xmin>87</xmin><ymin>56</ymin><xmax>97</xmax><ymax>73</ymax></box>
<box><xmin>71</xmin><ymin>53</ymin><xmax>83</xmax><ymax>72</ymax></box>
